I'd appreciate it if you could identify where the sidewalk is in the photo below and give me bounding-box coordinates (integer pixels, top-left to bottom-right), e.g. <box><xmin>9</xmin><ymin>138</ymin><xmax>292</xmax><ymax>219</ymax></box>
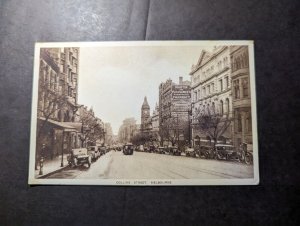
<box><xmin>35</xmin><ymin>155</ymin><xmax>69</xmax><ymax>178</ymax></box>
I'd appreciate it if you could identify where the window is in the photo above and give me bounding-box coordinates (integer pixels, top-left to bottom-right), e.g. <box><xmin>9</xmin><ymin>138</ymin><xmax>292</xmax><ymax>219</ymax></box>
<box><xmin>212</xmin><ymin>102</ymin><xmax>215</xmax><ymax>114</ymax></box>
<box><xmin>246</xmin><ymin>114</ymin><xmax>252</xmax><ymax>132</ymax></box>
<box><xmin>237</xmin><ymin>113</ymin><xmax>242</xmax><ymax>132</ymax></box>
<box><xmin>220</xmin><ymin>100</ymin><xmax>224</xmax><ymax>115</ymax></box>
<box><xmin>219</xmin><ymin>79</ymin><xmax>223</xmax><ymax>91</ymax></box>
<box><xmin>208</xmin><ymin>85</ymin><xmax>210</xmax><ymax>94</ymax></box>
<box><xmin>211</xmin><ymin>83</ymin><xmax>214</xmax><ymax>93</ymax></box>
<box><xmin>242</xmin><ymin>78</ymin><xmax>249</xmax><ymax>97</ymax></box>
<box><xmin>225</xmin><ymin>76</ymin><xmax>229</xmax><ymax>88</ymax></box>
<box><xmin>225</xmin><ymin>98</ymin><xmax>230</xmax><ymax>114</ymax></box>
<box><xmin>203</xmin><ymin>87</ymin><xmax>206</xmax><ymax>96</ymax></box>
<box><xmin>234</xmin><ymin>79</ymin><xmax>240</xmax><ymax>99</ymax></box>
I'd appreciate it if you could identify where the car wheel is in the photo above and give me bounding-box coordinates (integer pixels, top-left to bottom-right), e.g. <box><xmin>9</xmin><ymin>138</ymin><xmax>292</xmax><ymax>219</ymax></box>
<box><xmin>73</xmin><ymin>158</ymin><xmax>78</xmax><ymax>167</ymax></box>
<box><xmin>245</xmin><ymin>154</ymin><xmax>252</xmax><ymax>165</ymax></box>
<box><xmin>87</xmin><ymin>156</ymin><xmax>92</xmax><ymax>168</ymax></box>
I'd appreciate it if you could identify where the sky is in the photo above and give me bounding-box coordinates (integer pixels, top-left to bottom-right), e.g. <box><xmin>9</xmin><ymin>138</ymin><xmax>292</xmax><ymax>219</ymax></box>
<box><xmin>78</xmin><ymin>44</ymin><xmax>212</xmax><ymax>135</ymax></box>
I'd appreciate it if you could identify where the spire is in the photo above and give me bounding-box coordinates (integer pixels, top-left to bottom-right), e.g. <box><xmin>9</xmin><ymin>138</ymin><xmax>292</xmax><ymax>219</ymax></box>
<box><xmin>142</xmin><ymin>96</ymin><xmax>150</xmax><ymax>109</ymax></box>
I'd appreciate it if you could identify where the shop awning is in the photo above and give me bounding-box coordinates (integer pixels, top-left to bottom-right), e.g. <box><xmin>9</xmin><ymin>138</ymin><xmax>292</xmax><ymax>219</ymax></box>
<box><xmin>38</xmin><ymin>117</ymin><xmax>78</xmax><ymax>132</ymax></box>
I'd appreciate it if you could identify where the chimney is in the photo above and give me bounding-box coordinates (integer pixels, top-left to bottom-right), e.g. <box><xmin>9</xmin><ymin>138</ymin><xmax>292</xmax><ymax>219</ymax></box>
<box><xmin>179</xmin><ymin>76</ymin><xmax>183</xmax><ymax>85</ymax></box>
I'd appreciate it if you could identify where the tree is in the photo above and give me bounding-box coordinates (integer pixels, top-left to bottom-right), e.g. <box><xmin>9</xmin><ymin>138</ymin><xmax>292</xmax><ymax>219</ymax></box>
<box><xmin>131</xmin><ymin>133</ymin><xmax>151</xmax><ymax>146</ymax></box>
<box><xmin>36</xmin><ymin>64</ymin><xmax>68</xmax><ymax>168</ymax></box>
<box><xmin>194</xmin><ymin>107</ymin><xmax>232</xmax><ymax>147</ymax></box>
<box><xmin>78</xmin><ymin>108</ymin><xmax>104</xmax><ymax>147</ymax></box>
<box><xmin>159</xmin><ymin>116</ymin><xmax>185</xmax><ymax>146</ymax></box>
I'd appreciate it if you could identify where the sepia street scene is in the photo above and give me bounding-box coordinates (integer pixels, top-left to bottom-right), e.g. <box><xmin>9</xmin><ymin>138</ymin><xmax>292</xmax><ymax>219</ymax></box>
<box><xmin>31</xmin><ymin>42</ymin><xmax>256</xmax><ymax>182</ymax></box>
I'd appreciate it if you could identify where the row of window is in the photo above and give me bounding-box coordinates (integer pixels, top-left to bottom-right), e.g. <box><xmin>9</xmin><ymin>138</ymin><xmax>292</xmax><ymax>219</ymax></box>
<box><xmin>194</xmin><ymin>98</ymin><xmax>231</xmax><ymax>116</ymax></box>
<box><xmin>231</xmin><ymin>52</ymin><xmax>249</xmax><ymax>72</ymax></box>
<box><xmin>236</xmin><ymin>111</ymin><xmax>252</xmax><ymax>133</ymax></box>
<box><xmin>233</xmin><ymin>78</ymin><xmax>249</xmax><ymax>99</ymax></box>
<box><xmin>193</xmin><ymin>56</ymin><xmax>229</xmax><ymax>84</ymax></box>
<box><xmin>193</xmin><ymin>76</ymin><xmax>230</xmax><ymax>101</ymax></box>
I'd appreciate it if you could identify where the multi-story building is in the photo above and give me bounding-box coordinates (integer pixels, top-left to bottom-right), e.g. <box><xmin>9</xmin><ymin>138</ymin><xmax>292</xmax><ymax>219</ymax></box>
<box><xmin>230</xmin><ymin>46</ymin><xmax>252</xmax><ymax>148</ymax></box>
<box><xmin>104</xmin><ymin>123</ymin><xmax>114</xmax><ymax>145</ymax></box>
<box><xmin>189</xmin><ymin>46</ymin><xmax>233</xmax><ymax>146</ymax></box>
<box><xmin>159</xmin><ymin>77</ymin><xmax>191</xmax><ymax>146</ymax></box>
<box><xmin>37</xmin><ymin>47</ymin><xmax>80</xmax><ymax>160</ymax></box>
<box><xmin>118</xmin><ymin>118</ymin><xmax>138</xmax><ymax>144</ymax></box>
<box><xmin>141</xmin><ymin>96</ymin><xmax>151</xmax><ymax>134</ymax></box>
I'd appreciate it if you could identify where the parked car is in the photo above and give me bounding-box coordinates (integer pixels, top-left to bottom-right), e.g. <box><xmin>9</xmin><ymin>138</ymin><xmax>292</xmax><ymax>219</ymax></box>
<box><xmin>99</xmin><ymin>146</ymin><xmax>106</xmax><ymax>156</ymax></box>
<box><xmin>197</xmin><ymin>145</ymin><xmax>215</xmax><ymax>159</ymax></box>
<box><xmin>185</xmin><ymin>147</ymin><xmax>196</xmax><ymax>157</ymax></box>
<box><xmin>157</xmin><ymin>147</ymin><xmax>166</xmax><ymax>154</ymax></box>
<box><xmin>123</xmin><ymin>143</ymin><xmax>134</xmax><ymax>155</ymax></box>
<box><xmin>67</xmin><ymin>148</ymin><xmax>92</xmax><ymax>168</ymax></box>
<box><xmin>149</xmin><ymin>145</ymin><xmax>156</xmax><ymax>153</ymax></box>
<box><xmin>215</xmin><ymin>144</ymin><xmax>237</xmax><ymax>161</ymax></box>
<box><xmin>169</xmin><ymin>146</ymin><xmax>181</xmax><ymax>156</ymax></box>
<box><xmin>87</xmin><ymin>146</ymin><xmax>100</xmax><ymax>161</ymax></box>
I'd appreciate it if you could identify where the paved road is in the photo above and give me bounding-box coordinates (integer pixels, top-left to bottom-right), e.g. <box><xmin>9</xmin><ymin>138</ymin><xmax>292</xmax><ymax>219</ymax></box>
<box><xmin>47</xmin><ymin>151</ymin><xmax>254</xmax><ymax>179</ymax></box>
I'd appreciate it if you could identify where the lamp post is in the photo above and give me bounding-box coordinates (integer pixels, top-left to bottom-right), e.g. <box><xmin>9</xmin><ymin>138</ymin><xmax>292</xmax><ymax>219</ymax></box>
<box><xmin>39</xmin><ymin>144</ymin><xmax>45</xmax><ymax>175</ymax></box>
<box><xmin>61</xmin><ymin>130</ymin><xmax>65</xmax><ymax>167</ymax></box>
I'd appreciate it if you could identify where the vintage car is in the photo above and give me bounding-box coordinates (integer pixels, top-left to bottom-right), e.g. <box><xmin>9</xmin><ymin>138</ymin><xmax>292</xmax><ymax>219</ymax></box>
<box><xmin>123</xmin><ymin>143</ymin><xmax>134</xmax><ymax>155</ymax></box>
<box><xmin>67</xmin><ymin>148</ymin><xmax>92</xmax><ymax>168</ymax></box>
<box><xmin>157</xmin><ymin>147</ymin><xmax>166</xmax><ymax>154</ymax></box>
<box><xmin>99</xmin><ymin>146</ymin><xmax>106</xmax><ymax>156</ymax></box>
<box><xmin>197</xmin><ymin>145</ymin><xmax>215</xmax><ymax>159</ymax></box>
<box><xmin>87</xmin><ymin>146</ymin><xmax>100</xmax><ymax>161</ymax></box>
<box><xmin>168</xmin><ymin>146</ymin><xmax>181</xmax><ymax>156</ymax></box>
<box><xmin>215</xmin><ymin>144</ymin><xmax>237</xmax><ymax>161</ymax></box>
<box><xmin>149</xmin><ymin>145</ymin><xmax>156</xmax><ymax>153</ymax></box>
<box><xmin>185</xmin><ymin>147</ymin><xmax>196</xmax><ymax>157</ymax></box>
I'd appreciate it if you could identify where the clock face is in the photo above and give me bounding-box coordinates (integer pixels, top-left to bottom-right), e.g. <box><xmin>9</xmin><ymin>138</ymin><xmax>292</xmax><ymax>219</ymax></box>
<box><xmin>144</xmin><ymin>110</ymin><xmax>148</xmax><ymax>115</ymax></box>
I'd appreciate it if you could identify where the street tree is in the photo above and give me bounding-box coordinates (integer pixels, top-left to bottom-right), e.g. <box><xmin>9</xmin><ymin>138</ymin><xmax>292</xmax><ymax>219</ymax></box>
<box><xmin>36</xmin><ymin>66</ymin><xmax>68</xmax><ymax>168</ymax></box>
<box><xmin>194</xmin><ymin>106</ymin><xmax>233</xmax><ymax>148</ymax></box>
<box><xmin>78</xmin><ymin>108</ymin><xmax>104</xmax><ymax>147</ymax></box>
<box><xmin>131</xmin><ymin>133</ymin><xmax>151</xmax><ymax>146</ymax></box>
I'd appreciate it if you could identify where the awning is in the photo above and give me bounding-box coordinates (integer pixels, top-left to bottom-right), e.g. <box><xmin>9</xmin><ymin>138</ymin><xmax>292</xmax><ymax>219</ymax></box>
<box><xmin>38</xmin><ymin>117</ymin><xmax>78</xmax><ymax>132</ymax></box>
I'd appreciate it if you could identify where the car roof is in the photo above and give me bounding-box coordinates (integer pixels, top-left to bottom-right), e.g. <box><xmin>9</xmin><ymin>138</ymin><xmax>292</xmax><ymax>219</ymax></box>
<box><xmin>215</xmin><ymin>144</ymin><xmax>234</xmax><ymax>147</ymax></box>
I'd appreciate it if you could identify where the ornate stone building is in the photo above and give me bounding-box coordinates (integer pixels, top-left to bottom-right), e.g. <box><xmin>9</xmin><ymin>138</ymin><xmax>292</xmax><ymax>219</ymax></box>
<box><xmin>159</xmin><ymin>77</ymin><xmax>191</xmax><ymax>146</ymax></box>
<box><xmin>141</xmin><ymin>96</ymin><xmax>152</xmax><ymax>135</ymax></box>
<box><xmin>190</xmin><ymin>46</ymin><xmax>233</xmax><ymax>146</ymax></box>
<box><xmin>230</xmin><ymin>46</ymin><xmax>252</xmax><ymax>148</ymax></box>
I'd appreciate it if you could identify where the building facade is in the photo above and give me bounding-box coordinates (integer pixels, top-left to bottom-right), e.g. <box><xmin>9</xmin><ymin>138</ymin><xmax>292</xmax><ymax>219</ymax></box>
<box><xmin>37</xmin><ymin>47</ymin><xmax>80</xmax><ymax>160</ymax></box>
<box><xmin>159</xmin><ymin>77</ymin><xmax>191</xmax><ymax>147</ymax></box>
<box><xmin>190</xmin><ymin>46</ymin><xmax>233</xmax><ymax>146</ymax></box>
<box><xmin>141</xmin><ymin>96</ymin><xmax>151</xmax><ymax>134</ymax></box>
<box><xmin>118</xmin><ymin>118</ymin><xmax>138</xmax><ymax>144</ymax></box>
<box><xmin>230</xmin><ymin>46</ymin><xmax>252</xmax><ymax>148</ymax></box>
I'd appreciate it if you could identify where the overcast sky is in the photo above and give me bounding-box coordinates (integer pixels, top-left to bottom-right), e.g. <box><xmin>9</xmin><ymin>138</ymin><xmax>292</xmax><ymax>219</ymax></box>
<box><xmin>78</xmin><ymin>45</ymin><xmax>211</xmax><ymax>135</ymax></box>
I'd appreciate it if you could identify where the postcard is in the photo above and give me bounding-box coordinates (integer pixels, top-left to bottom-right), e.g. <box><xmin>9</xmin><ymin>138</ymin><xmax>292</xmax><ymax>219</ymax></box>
<box><xmin>28</xmin><ymin>41</ymin><xmax>259</xmax><ymax>185</ymax></box>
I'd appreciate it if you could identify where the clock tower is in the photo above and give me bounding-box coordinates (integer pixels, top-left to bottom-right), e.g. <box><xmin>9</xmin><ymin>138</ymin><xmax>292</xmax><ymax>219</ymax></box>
<box><xmin>141</xmin><ymin>96</ymin><xmax>150</xmax><ymax>133</ymax></box>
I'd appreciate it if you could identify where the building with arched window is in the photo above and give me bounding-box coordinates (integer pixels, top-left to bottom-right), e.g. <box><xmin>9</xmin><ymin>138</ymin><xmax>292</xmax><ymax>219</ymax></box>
<box><xmin>189</xmin><ymin>46</ymin><xmax>233</xmax><ymax>146</ymax></box>
<box><xmin>230</xmin><ymin>46</ymin><xmax>252</xmax><ymax>148</ymax></box>
<box><xmin>37</xmin><ymin>48</ymin><xmax>81</xmax><ymax>160</ymax></box>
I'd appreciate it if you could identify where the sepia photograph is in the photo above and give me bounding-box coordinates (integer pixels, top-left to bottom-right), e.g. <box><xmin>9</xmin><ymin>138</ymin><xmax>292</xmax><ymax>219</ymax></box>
<box><xmin>28</xmin><ymin>41</ymin><xmax>259</xmax><ymax>185</ymax></box>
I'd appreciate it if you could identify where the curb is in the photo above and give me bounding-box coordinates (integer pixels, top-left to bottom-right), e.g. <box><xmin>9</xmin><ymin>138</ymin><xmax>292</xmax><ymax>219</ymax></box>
<box><xmin>37</xmin><ymin>164</ymin><xmax>69</xmax><ymax>179</ymax></box>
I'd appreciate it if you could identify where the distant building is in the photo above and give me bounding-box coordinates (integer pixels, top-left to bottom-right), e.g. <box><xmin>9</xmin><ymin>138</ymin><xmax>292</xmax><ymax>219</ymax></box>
<box><xmin>230</xmin><ymin>46</ymin><xmax>252</xmax><ymax>148</ymax></box>
<box><xmin>141</xmin><ymin>96</ymin><xmax>151</xmax><ymax>135</ymax></box>
<box><xmin>104</xmin><ymin>123</ymin><xmax>114</xmax><ymax>145</ymax></box>
<box><xmin>189</xmin><ymin>46</ymin><xmax>233</xmax><ymax>146</ymax></box>
<box><xmin>159</xmin><ymin>77</ymin><xmax>191</xmax><ymax>146</ymax></box>
<box><xmin>118</xmin><ymin>118</ymin><xmax>138</xmax><ymax>144</ymax></box>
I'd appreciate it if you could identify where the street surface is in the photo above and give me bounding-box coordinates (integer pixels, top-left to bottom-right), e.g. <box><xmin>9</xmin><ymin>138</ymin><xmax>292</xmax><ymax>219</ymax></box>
<box><xmin>47</xmin><ymin>151</ymin><xmax>254</xmax><ymax>179</ymax></box>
